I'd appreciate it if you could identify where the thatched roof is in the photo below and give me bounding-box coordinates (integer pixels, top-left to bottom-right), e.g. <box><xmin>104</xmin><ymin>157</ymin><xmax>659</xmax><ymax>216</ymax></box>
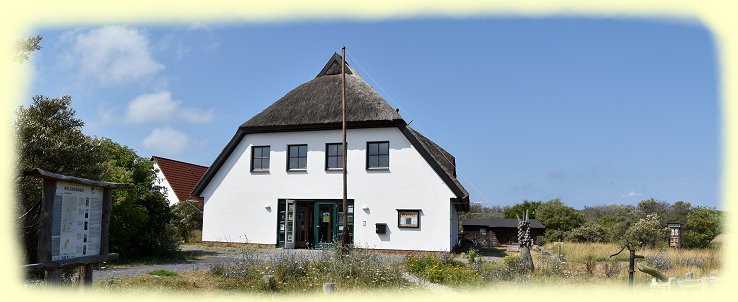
<box><xmin>193</xmin><ymin>53</ymin><xmax>469</xmax><ymax>210</ymax></box>
<box><xmin>242</xmin><ymin>52</ymin><xmax>402</xmax><ymax>130</ymax></box>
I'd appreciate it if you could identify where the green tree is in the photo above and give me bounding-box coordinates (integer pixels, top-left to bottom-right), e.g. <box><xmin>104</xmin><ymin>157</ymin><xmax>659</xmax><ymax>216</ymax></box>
<box><xmin>637</xmin><ymin>198</ymin><xmax>670</xmax><ymax>225</ymax></box>
<box><xmin>172</xmin><ymin>200</ymin><xmax>203</xmax><ymax>243</ymax></box>
<box><xmin>458</xmin><ymin>202</ymin><xmax>504</xmax><ymax>220</ymax></box>
<box><xmin>683</xmin><ymin>207</ymin><xmax>721</xmax><ymax>248</ymax></box>
<box><xmin>503</xmin><ymin>200</ymin><xmax>542</xmax><ymax>219</ymax></box>
<box><xmin>567</xmin><ymin>222</ymin><xmax>609</xmax><ymax>243</ymax></box>
<box><xmin>99</xmin><ymin>138</ymin><xmax>178</xmax><ymax>258</ymax></box>
<box><xmin>536</xmin><ymin>199</ymin><xmax>585</xmax><ymax>242</ymax></box>
<box><xmin>16</xmin><ymin>35</ymin><xmax>42</xmax><ymax>62</ymax></box>
<box><xmin>624</xmin><ymin>214</ymin><xmax>668</xmax><ymax>247</ymax></box>
<box><xmin>15</xmin><ymin>95</ymin><xmax>105</xmax><ymax>263</ymax></box>
<box><xmin>582</xmin><ymin>204</ymin><xmax>639</xmax><ymax>242</ymax></box>
<box><xmin>665</xmin><ymin>201</ymin><xmax>692</xmax><ymax>226</ymax></box>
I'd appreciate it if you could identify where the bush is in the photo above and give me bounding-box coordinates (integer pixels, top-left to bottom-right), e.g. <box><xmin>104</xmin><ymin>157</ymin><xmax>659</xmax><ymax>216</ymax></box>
<box><xmin>172</xmin><ymin>200</ymin><xmax>203</xmax><ymax>243</ymax></box>
<box><xmin>624</xmin><ymin>214</ymin><xmax>668</xmax><ymax>248</ymax></box>
<box><xmin>567</xmin><ymin>222</ymin><xmax>609</xmax><ymax>243</ymax></box>
<box><xmin>683</xmin><ymin>207</ymin><xmax>721</xmax><ymax>248</ymax></box>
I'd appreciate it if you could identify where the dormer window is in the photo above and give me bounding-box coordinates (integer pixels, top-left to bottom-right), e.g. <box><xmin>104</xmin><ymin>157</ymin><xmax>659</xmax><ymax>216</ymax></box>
<box><xmin>251</xmin><ymin>146</ymin><xmax>270</xmax><ymax>171</ymax></box>
<box><xmin>287</xmin><ymin>144</ymin><xmax>308</xmax><ymax>171</ymax></box>
<box><xmin>367</xmin><ymin>141</ymin><xmax>389</xmax><ymax>169</ymax></box>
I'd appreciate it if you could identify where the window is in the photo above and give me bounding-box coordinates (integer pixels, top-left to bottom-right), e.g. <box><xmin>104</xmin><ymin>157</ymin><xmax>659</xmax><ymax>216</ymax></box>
<box><xmin>366</xmin><ymin>141</ymin><xmax>389</xmax><ymax>169</ymax></box>
<box><xmin>251</xmin><ymin>146</ymin><xmax>270</xmax><ymax>171</ymax></box>
<box><xmin>325</xmin><ymin>143</ymin><xmax>344</xmax><ymax>170</ymax></box>
<box><xmin>287</xmin><ymin>144</ymin><xmax>308</xmax><ymax>170</ymax></box>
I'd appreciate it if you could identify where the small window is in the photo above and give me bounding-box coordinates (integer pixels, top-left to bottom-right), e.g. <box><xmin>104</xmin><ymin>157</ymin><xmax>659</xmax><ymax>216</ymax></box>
<box><xmin>326</xmin><ymin>143</ymin><xmax>344</xmax><ymax>170</ymax></box>
<box><xmin>251</xmin><ymin>146</ymin><xmax>270</xmax><ymax>171</ymax></box>
<box><xmin>367</xmin><ymin>141</ymin><xmax>389</xmax><ymax>169</ymax></box>
<box><xmin>287</xmin><ymin>144</ymin><xmax>308</xmax><ymax>170</ymax></box>
<box><xmin>480</xmin><ymin>228</ymin><xmax>487</xmax><ymax>235</ymax></box>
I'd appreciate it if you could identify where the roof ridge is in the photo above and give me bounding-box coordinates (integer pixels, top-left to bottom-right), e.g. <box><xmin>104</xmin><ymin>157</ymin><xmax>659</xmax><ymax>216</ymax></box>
<box><xmin>151</xmin><ymin>156</ymin><xmax>208</xmax><ymax>168</ymax></box>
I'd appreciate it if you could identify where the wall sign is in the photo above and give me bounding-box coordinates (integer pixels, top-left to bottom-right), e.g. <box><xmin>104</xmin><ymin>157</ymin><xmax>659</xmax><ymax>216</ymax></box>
<box><xmin>397</xmin><ymin>209</ymin><xmax>421</xmax><ymax>228</ymax></box>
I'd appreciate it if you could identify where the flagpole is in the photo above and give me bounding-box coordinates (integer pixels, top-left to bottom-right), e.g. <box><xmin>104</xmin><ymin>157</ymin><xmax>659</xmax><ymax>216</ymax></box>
<box><xmin>341</xmin><ymin>46</ymin><xmax>349</xmax><ymax>249</ymax></box>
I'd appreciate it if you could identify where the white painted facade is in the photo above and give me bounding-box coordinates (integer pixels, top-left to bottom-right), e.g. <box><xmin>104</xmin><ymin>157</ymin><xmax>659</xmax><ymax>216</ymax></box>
<box><xmin>153</xmin><ymin>162</ymin><xmax>179</xmax><ymax>206</ymax></box>
<box><xmin>201</xmin><ymin>127</ymin><xmax>460</xmax><ymax>251</ymax></box>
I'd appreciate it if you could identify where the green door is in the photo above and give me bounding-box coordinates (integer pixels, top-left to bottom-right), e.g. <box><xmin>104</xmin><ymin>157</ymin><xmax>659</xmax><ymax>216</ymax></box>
<box><xmin>313</xmin><ymin>201</ymin><xmax>337</xmax><ymax>248</ymax></box>
<box><xmin>313</xmin><ymin>200</ymin><xmax>354</xmax><ymax>249</ymax></box>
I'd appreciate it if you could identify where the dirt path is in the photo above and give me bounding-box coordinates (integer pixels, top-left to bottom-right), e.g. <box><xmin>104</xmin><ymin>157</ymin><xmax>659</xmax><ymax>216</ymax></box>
<box><xmin>94</xmin><ymin>244</ymin><xmax>404</xmax><ymax>279</ymax></box>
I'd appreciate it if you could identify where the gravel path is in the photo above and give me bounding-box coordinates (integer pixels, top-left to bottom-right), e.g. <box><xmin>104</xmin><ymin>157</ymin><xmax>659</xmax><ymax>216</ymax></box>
<box><xmin>94</xmin><ymin>244</ymin><xmax>404</xmax><ymax>280</ymax></box>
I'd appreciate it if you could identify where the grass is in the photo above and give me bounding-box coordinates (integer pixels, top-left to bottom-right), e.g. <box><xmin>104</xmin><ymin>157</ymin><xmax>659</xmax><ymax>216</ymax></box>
<box><xmin>94</xmin><ymin>242</ymin><xmax>721</xmax><ymax>292</ymax></box>
<box><xmin>97</xmin><ymin>247</ymin><xmax>411</xmax><ymax>294</ymax></box>
<box><xmin>148</xmin><ymin>270</ymin><xmax>179</xmax><ymax>277</ymax></box>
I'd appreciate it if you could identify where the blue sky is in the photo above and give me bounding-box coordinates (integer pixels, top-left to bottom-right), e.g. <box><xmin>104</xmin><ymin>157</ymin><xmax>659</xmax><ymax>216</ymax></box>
<box><xmin>26</xmin><ymin>17</ymin><xmax>720</xmax><ymax>209</ymax></box>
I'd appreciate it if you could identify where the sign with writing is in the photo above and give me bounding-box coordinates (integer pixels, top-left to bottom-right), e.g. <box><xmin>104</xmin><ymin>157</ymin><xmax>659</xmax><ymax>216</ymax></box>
<box><xmin>51</xmin><ymin>181</ymin><xmax>103</xmax><ymax>261</ymax></box>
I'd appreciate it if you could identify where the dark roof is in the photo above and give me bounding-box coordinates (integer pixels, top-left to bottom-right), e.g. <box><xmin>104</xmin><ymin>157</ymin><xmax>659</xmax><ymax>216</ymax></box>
<box><xmin>192</xmin><ymin>53</ymin><xmax>469</xmax><ymax>210</ymax></box>
<box><xmin>152</xmin><ymin>156</ymin><xmax>208</xmax><ymax>202</ymax></box>
<box><xmin>462</xmin><ymin>218</ymin><xmax>545</xmax><ymax>229</ymax></box>
<box><xmin>241</xmin><ymin>54</ymin><xmax>402</xmax><ymax>130</ymax></box>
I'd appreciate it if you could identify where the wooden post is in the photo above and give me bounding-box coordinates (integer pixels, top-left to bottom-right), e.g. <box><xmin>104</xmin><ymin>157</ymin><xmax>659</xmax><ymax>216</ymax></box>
<box><xmin>323</xmin><ymin>282</ymin><xmax>336</xmax><ymax>294</ymax></box>
<box><xmin>77</xmin><ymin>264</ymin><xmax>93</xmax><ymax>286</ymax></box>
<box><xmin>341</xmin><ymin>46</ymin><xmax>349</xmax><ymax>249</ymax></box>
<box><xmin>37</xmin><ymin>178</ymin><xmax>60</xmax><ymax>284</ymax></box>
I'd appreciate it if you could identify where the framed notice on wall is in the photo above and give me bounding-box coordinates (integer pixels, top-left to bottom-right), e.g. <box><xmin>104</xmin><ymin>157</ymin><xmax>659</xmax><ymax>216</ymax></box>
<box><xmin>397</xmin><ymin>209</ymin><xmax>420</xmax><ymax>228</ymax></box>
<box><xmin>51</xmin><ymin>181</ymin><xmax>103</xmax><ymax>261</ymax></box>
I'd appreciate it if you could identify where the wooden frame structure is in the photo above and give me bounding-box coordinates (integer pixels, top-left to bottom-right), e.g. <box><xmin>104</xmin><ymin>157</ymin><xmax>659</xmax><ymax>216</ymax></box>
<box><xmin>22</xmin><ymin>168</ymin><xmax>133</xmax><ymax>286</ymax></box>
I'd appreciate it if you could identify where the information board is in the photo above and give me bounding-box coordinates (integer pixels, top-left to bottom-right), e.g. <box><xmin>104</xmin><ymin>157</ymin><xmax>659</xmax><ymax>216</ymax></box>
<box><xmin>51</xmin><ymin>181</ymin><xmax>103</xmax><ymax>261</ymax></box>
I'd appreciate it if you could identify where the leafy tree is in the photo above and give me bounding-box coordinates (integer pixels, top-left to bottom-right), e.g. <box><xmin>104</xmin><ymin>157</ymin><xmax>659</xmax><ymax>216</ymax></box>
<box><xmin>503</xmin><ymin>200</ymin><xmax>542</xmax><ymax>219</ymax></box>
<box><xmin>16</xmin><ymin>35</ymin><xmax>42</xmax><ymax>62</ymax></box>
<box><xmin>683</xmin><ymin>207</ymin><xmax>721</xmax><ymax>248</ymax></box>
<box><xmin>15</xmin><ymin>95</ymin><xmax>105</xmax><ymax>263</ymax></box>
<box><xmin>99</xmin><ymin>138</ymin><xmax>178</xmax><ymax>258</ymax></box>
<box><xmin>665</xmin><ymin>201</ymin><xmax>692</xmax><ymax>226</ymax></box>
<box><xmin>567</xmin><ymin>222</ymin><xmax>609</xmax><ymax>243</ymax></box>
<box><xmin>458</xmin><ymin>202</ymin><xmax>504</xmax><ymax>220</ymax></box>
<box><xmin>637</xmin><ymin>198</ymin><xmax>670</xmax><ymax>225</ymax></box>
<box><xmin>582</xmin><ymin>204</ymin><xmax>639</xmax><ymax>242</ymax></box>
<box><xmin>171</xmin><ymin>200</ymin><xmax>203</xmax><ymax>243</ymax></box>
<box><xmin>536</xmin><ymin>199</ymin><xmax>585</xmax><ymax>243</ymax></box>
<box><xmin>537</xmin><ymin>199</ymin><xmax>585</xmax><ymax>232</ymax></box>
<box><xmin>624</xmin><ymin>214</ymin><xmax>668</xmax><ymax>247</ymax></box>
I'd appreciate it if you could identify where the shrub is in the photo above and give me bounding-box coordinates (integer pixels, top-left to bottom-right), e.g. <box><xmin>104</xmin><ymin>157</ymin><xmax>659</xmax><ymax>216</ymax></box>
<box><xmin>567</xmin><ymin>222</ymin><xmax>609</xmax><ymax>243</ymax></box>
<box><xmin>624</xmin><ymin>214</ymin><xmax>668</xmax><ymax>248</ymax></box>
<box><xmin>683</xmin><ymin>207</ymin><xmax>721</xmax><ymax>248</ymax></box>
<box><xmin>172</xmin><ymin>200</ymin><xmax>203</xmax><ymax>243</ymax></box>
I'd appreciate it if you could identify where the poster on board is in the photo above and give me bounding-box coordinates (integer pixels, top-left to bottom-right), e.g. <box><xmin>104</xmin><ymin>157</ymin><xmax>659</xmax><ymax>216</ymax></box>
<box><xmin>51</xmin><ymin>181</ymin><xmax>103</xmax><ymax>261</ymax></box>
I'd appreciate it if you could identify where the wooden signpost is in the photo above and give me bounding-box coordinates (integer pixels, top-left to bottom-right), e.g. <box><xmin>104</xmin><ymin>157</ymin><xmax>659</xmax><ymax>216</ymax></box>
<box><xmin>22</xmin><ymin>168</ymin><xmax>133</xmax><ymax>286</ymax></box>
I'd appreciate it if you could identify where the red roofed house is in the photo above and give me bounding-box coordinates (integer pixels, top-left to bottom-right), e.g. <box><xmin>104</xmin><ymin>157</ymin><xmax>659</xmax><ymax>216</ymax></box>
<box><xmin>151</xmin><ymin>156</ymin><xmax>209</xmax><ymax>206</ymax></box>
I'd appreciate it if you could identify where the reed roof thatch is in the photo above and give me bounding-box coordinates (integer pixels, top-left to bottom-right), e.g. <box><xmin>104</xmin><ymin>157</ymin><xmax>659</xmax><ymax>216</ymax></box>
<box><xmin>193</xmin><ymin>53</ymin><xmax>469</xmax><ymax>210</ymax></box>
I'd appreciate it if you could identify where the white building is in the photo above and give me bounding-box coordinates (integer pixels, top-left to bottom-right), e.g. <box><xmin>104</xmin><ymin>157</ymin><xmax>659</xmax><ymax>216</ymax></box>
<box><xmin>192</xmin><ymin>53</ymin><xmax>469</xmax><ymax>251</ymax></box>
<box><xmin>152</xmin><ymin>156</ymin><xmax>208</xmax><ymax>206</ymax></box>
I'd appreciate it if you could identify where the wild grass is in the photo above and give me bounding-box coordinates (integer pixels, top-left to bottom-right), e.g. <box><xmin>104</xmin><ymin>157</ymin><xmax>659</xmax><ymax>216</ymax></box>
<box><xmin>98</xmin><ymin>247</ymin><xmax>411</xmax><ymax>293</ymax></box>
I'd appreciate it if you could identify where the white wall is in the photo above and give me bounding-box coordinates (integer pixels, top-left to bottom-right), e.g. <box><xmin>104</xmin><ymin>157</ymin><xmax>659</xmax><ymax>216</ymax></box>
<box><xmin>153</xmin><ymin>162</ymin><xmax>179</xmax><ymax>206</ymax></box>
<box><xmin>201</xmin><ymin>127</ymin><xmax>457</xmax><ymax>251</ymax></box>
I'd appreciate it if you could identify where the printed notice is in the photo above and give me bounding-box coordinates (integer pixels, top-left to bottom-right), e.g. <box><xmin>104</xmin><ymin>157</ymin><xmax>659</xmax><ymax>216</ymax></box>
<box><xmin>51</xmin><ymin>181</ymin><xmax>103</xmax><ymax>261</ymax></box>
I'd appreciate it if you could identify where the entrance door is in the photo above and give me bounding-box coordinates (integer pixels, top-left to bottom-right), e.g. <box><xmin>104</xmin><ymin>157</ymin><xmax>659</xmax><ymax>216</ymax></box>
<box><xmin>284</xmin><ymin>199</ymin><xmax>296</xmax><ymax>249</ymax></box>
<box><xmin>314</xmin><ymin>202</ymin><xmax>336</xmax><ymax>248</ymax></box>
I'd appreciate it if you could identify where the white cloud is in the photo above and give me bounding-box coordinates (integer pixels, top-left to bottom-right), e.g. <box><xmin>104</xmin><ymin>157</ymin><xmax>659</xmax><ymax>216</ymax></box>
<box><xmin>125</xmin><ymin>91</ymin><xmax>214</xmax><ymax>124</ymax></box>
<box><xmin>621</xmin><ymin>191</ymin><xmax>644</xmax><ymax>198</ymax></box>
<box><xmin>125</xmin><ymin>91</ymin><xmax>178</xmax><ymax>123</ymax></box>
<box><xmin>142</xmin><ymin>127</ymin><xmax>189</xmax><ymax>155</ymax></box>
<box><xmin>180</xmin><ymin>107</ymin><xmax>215</xmax><ymax>124</ymax></box>
<box><xmin>69</xmin><ymin>26</ymin><xmax>164</xmax><ymax>83</ymax></box>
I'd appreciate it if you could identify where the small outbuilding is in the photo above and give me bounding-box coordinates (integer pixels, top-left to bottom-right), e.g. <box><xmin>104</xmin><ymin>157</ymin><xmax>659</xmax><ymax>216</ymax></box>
<box><xmin>462</xmin><ymin>218</ymin><xmax>545</xmax><ymax>246</ymax></box>
<box><xmin>151</xmin><ymin>156</ymin><xmax>208</xmax><ymax>206</ymax></box>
